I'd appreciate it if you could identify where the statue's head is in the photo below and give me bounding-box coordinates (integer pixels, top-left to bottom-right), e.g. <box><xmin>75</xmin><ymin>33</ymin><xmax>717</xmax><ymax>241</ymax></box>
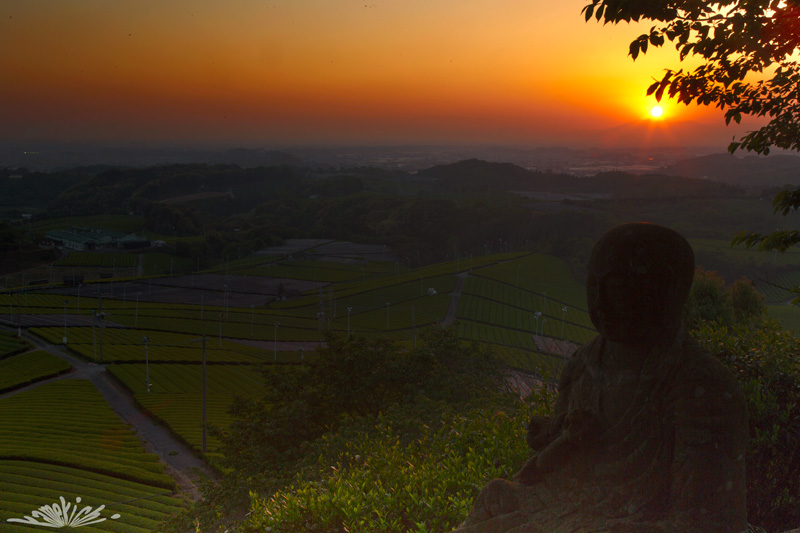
<box><xmin>587</xmin><ymin>223</ymin><xmax>694</xmax><ymax>343</ymax></box>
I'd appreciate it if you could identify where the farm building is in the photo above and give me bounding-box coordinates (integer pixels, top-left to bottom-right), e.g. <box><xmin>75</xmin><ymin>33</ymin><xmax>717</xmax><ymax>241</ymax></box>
<box><xmin>46</xmin><ymin>227</ymin><xmax>150</xmax><ymax>251</ymax></box>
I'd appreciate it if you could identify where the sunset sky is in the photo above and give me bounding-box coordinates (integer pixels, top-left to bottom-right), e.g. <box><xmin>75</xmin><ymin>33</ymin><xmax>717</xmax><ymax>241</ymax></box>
<box><xmin>1</xmin><ymin>1</ymin><xmax>754</xmax><ymax>146</ymax></box>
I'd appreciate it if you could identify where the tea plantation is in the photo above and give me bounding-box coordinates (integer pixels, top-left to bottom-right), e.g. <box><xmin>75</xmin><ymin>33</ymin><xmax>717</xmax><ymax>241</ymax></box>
<box><xmin>1</xmin><ymin>249</ymin><xmax>596</xmax><ymax>530</ymax></box>
<box><xmin>0</xmin><ymin>349</ymin><xmax>71</xmax><ymax>392</ymax></box>
<box><xmin>0</xmin><ymin>381</ymin><xmax>185</xmax><ymax>531</ymax></box>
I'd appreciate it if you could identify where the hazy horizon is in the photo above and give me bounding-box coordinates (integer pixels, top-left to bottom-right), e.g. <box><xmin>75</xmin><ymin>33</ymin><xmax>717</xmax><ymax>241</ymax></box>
<box><xmin>1</xmin><ymin>1</ymin><xmax>753</xmax><ymax>149</ymax></box>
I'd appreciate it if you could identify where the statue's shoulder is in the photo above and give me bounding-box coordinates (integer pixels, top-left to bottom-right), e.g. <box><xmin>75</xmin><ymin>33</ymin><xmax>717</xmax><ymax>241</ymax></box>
<box><xmin>669</xmin><ymin>334</ymin><xmax>747</xmax><ymax>423</ymax></box>
<box><xmin>566</xmin><ymin>335</ymin><xmax>602</xmax><ymax>366</ymax></box>
<box><xmin>677</xmin><ymin>335</ymin><xmax>742</xmax><ymax>391</ymax></box>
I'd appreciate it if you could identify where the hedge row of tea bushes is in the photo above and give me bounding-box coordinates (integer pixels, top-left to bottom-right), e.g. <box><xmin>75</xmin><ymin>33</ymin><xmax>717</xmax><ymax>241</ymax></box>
<box><xmin>0</xmin><ymin>380</ymin><xmax>174</xmax><ymax>487</ymax></box>
<box><xmin>109</xmin><ymin>363</ymin><xmax>267</xmax><ymax>461</ymax></box>
<box><xmin>31</xmin><ymin>326</ymin><xmax>273</xmax><ymax>363</ymax></box>
<box><xmin>0</xmin><ymin>380</ymin><xmax>185</xmax><ymax>531</ymax></box>
<box><xmin>0</xmin><ymin>330</ymin><xmax>29</xmax><ymax>359</ymax></box>
<box><xmin>9</xmin><ymin>253</ymin><xmax>591</xmax><ymax>360</ymax></box>
<box><xmin>1</xmin><ymin>461</ymin><xmax>183</xmax><ymax>533</ymax></box>
<box><xmin>0</xmin><ymin>349</ymin><xmax>71</xmax><ymax>393</ymax></box>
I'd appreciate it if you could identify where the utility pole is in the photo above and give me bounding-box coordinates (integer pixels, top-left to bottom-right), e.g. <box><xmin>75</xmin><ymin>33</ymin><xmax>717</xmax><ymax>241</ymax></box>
<box><xmin>202</xmin><ymin>335</ymin><xmax>206</xmax><ymax>453</ymax></box>
<box><xmin>92</xmin><ymin>309</ymin><xmax>97</xmax><ymax>361</ymax></box>
<box><xmin>274</xmin><ymin>323</ymin><xmax>279</xmax><ymax>362</ymax></box>
<box><xmin>190</xmin><ymin>336</ymin><xmax>208</xmax><ymax>453</ymax></box>
<box><xmin>412</xmin><ymin>305</ymin><xmax>416</xmax><ymax>348</ymax></box>
<box><xmin>143</xmin><ymin>336</ymin><xmax>150</xmax><ymax>392</ymax></box>
<box><xmin>16</xmin><ymin>292</ymin><xmax>21</xmax><ymax>337</ymax></box>
<box><xmin>223</xmin><ymin>284</ymin><xmax>228</xmax><ymax>320</ymax></box>
<box><xmin>96</xmin><ymin>289</ymin><xmax>105</xmax><ymax>363</ymax></box>
<box><xmin>135</xmin><ymin>291</ymin><xmax>141</xmax><ymax>328</ymax></box>
<box><xmin>63</xmin><ymin>300</ymin><xmax>68</xmax><ymax>346</ymax></box>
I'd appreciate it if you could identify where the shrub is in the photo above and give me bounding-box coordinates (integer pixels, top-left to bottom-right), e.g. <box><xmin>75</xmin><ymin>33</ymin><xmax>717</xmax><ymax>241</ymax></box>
<box><xmin>693</xmin><ymin>320</ymin><xmax>800</xmax><ymax>531</ymax></box>
<box><xmin>214</xmin><ymin>326</ymin><xmax>509</xmax><ymax>475</ymax></box>
<box><xmin>684</xmin><ymin>268</ymin><xmax>765</xmax><ymax>329</ymax></box>
<box><xmin>240</xmin><ymin>397</ymin><xmax>540</xmax><ymax>532</ymax></box>
<box><xmin>684</xmin><ymin>268</ymin><xmax>734</xmax><ymax>327</ymax></box>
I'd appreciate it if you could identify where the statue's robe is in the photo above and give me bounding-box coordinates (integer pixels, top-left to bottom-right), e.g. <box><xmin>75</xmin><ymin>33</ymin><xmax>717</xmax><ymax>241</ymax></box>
<box><xmin>457</xmin><ymin>331</ymin><xmax>748</xmax><ymax>533</ymax></box>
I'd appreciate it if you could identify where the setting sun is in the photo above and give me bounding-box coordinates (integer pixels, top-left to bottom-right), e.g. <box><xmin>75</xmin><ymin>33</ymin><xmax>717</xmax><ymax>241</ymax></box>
<box><xmin>650</xmin><ymin>105</ymin><xmax>664</xmax><ymax>118</ymax></box>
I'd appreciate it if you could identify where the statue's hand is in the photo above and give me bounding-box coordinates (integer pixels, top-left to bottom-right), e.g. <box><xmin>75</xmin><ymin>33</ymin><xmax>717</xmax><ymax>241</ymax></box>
<box><xmin>530</xmin><ymin>410</ymin><xmax>602</xmax><ymax>475</ymax></box>
<box><xmin>525</xmin><ymin>415</ymin><xmax>554</xmax><ymax>449</ymax></box>
<box><xmin>563</xmin><ymin>409</ymin><xmax>602</xmax><ymax>443</ymax></box>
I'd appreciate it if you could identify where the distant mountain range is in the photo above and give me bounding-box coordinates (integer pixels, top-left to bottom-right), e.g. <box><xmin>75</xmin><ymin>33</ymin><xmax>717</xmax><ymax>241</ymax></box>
<box><xmin>660</xmin><ymin>153</ymin><xmax>800</xmax><ymax>188</ymax></box>
<box><xmin>419</xmin><ymin>159</ymin><xmax>740</xmax><ymax>198</ymax></box>
<box><xmin>574</xmin><ymin>119</ymin><xmax>742</xmax><ymax>149</ymax></box>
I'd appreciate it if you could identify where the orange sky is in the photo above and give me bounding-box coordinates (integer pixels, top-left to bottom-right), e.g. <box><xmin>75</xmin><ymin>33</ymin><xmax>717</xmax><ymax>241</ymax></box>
<box><xmin>0</xmin><ymin>1</ymin><xmax>744</xmax><ymax>146</ymax></box>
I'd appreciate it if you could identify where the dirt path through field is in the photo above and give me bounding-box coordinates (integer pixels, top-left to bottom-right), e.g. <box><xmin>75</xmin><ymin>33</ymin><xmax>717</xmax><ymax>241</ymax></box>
<box><xmin>0</xmin><ymin>331</ymin><xmax>217</xmax><ymax>500</ymax></box>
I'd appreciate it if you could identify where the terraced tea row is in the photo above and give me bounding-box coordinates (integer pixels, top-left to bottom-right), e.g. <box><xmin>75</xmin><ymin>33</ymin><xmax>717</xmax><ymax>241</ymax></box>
<box><xmin>31</xmin><ymin>327</ymin><xmax>272</xmax><ymax>363</ymax></box>
<box><xmin>0</xmin><ymin>380</ymin><xmax>174</xmax><ymax>487</ymax></box>
<box><xmin>106</xmin><ymin>363</ymin><xmax>287</xmax><ymax>461</ymax></box>
<box><xmin>1</xmin><ymin>461</ymin><xmax>183</xmax><ymax>533</ymax></box>
<box><xmin>0</xmin><ymin>380</ymin><xmax>184</xmax><ymax>531</ymax></box>
<box><xmin>0</xmin><ymin>331</ymin><xmax>30</xmax><ymax>358</ymax></box>
<box><xmin>108</xmin><ymin>363</ymin><xmax>265</xmax><ymax>395</ymax></box>
<box><xmin>0</xmin><ymin>350</ymin><xmax>71</xmax><ymax>393</ymax></box>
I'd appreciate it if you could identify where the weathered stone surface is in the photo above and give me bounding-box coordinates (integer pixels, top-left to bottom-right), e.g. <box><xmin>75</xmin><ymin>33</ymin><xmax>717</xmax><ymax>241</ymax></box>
<box><xmin>455</xmin><ymin>223</ymin><xmax>748</xmax><ymax>533</ymax></box>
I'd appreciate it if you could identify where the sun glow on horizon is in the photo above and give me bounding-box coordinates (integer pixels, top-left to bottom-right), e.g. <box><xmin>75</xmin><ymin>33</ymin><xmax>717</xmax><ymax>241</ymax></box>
<box><xmin>2</xmin><ymin>2</ymin><xmax>729</xmax><ymax>144</ymax></box>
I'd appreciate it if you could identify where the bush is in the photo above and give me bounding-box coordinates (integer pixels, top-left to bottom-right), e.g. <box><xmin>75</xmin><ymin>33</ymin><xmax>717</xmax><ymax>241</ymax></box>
<box><xmin>214</xmin><ymin>326</ymin><xmax>509</xmax><ymax>476</ymax></box>
<box><xmin>684</xmin><ymin>268</ymin><xmax>765</xmax><ymax>329</ymax></box>
<box><xmin>240</xmin><ymin>397</ymin><xmax>541</xmax><ymax>532</ymax></box>
<box><xmin>693</xmin><ymin>320</ymin><xmax>800</xmax><ymax>531</ymax></box>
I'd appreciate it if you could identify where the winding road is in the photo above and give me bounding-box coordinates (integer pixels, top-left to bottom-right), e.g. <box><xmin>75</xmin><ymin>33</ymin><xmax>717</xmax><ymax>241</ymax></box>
<box><xmin>0</xmin><ymin>330</ymin><xmax>218</xmax><ymax>500</ymax></box>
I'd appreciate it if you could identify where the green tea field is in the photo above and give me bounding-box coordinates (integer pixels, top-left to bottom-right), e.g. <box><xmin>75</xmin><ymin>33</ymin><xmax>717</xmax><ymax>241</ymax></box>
<box><xmin>0</xmin><ymin>380</ymin><xmax>185</xmax><ymax>532</ymax></box>
<box><xmin>2</xmin><ymin>244</ymin><xmax>598</xmax><ymax>529</ymax></box>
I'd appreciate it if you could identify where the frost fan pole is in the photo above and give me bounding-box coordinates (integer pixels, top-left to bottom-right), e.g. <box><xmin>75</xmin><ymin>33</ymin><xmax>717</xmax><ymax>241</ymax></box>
<box><xmin>202</xmin><ymin>335</ymin><xmax>207</xmax><ymax>453</ymax></box>
<box><xmin>190</xmin><ymin>335</ymin><xmax>208</xmax><ymax>454</ymax></box>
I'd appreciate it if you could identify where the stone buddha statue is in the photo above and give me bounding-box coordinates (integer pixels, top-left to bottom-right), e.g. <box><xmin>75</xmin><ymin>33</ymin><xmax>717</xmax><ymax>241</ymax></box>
<box><xmin>455</xmin><ymin>223</ymin><xmax>748</xmax><ymax>533</ymax></box>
